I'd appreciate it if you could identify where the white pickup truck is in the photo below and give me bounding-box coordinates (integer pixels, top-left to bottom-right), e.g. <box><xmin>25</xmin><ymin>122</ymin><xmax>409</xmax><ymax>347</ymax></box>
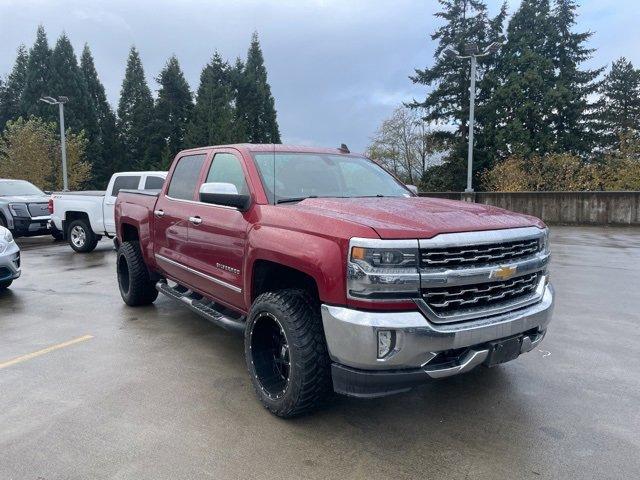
<box><xmin>50</xmin><ymin>171</ymin><xmax>166</xmax><ymax>252</ymax></box>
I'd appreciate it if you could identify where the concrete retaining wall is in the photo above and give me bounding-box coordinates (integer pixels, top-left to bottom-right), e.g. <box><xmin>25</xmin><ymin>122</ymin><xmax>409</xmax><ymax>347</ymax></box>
<box><xmin>419</xmin><ymin>191</ymin><xmax>640</xmax><ymax>225</ymax></box>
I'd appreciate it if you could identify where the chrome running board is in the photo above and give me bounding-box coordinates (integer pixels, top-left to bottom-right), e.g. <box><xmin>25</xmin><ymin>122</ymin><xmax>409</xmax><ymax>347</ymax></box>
<box><xmin>156</xmin><ymin>280</ymin><xmax>245</xmax><ymax>334</ymax></box>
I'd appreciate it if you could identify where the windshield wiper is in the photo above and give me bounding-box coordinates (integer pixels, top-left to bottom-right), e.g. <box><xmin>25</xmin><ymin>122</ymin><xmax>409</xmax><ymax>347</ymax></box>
<box><xmin>276</xmin><ymin>196</ymin><xmax>318</xmax><ymax>204</ymax></box>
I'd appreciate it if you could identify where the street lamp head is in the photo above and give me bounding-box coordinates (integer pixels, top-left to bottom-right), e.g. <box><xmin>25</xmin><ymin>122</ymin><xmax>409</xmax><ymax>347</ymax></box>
<box><xmin>484</xmin><ymin>41</ymin><xmax>502</xmax><ymax>55</ymax></box>
<box><xmin>40</xmin><ymin>96</ymin><xmax>58</xmax><ymax>105</ymax></box>
<box><xmin>442</xmin><ymin>46</ymin><xmax>460</xmax><ymax>59</ymax></box>
<box><xmin>58</xmin><ymin>96</ymin><xmax>69</xmax><ymax>103</ymax></box>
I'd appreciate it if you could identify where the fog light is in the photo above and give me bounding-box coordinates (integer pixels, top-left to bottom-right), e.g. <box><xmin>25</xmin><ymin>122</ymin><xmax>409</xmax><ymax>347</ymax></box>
<box><xmin>377</xmin><ymin>330</ymin><xmax>394</xmax><ymax>358</ymax></box>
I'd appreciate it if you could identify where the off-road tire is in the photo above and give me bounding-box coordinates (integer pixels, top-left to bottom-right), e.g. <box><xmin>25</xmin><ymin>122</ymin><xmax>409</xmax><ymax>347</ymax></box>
<box><xmin>0</xmin><ymin>279</ymin><xmax>12</xmax><ymax>291</ymax></box>
<box><xmin>245</xmin><ymin>289</ymin><xmax>332</xmax><ymax>418</ymax></box>
<box><xmin>117</xmin><ymin>241</ymin><xmax>158</xmax><ymax>306</ymax></box>
<box><xmin>67</xmin><ymin>219</ymin><xmax>99</xmax><ymax>253</ymax></box>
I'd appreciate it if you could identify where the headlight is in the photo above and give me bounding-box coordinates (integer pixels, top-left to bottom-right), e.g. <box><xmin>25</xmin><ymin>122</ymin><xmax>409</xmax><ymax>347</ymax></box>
<box><xmin>0</xmin><ymin>228</ymin><xmax>12</xmax><ymax>253</ymax></box>
<box><xmin>347</xmin><ymin>238</ymin><xmax>420</xmax><ymax>301</ymax></box>
<box><xmin>539</xmin><ymin>228</ymin><xmax>550</xmax><ymax>254</ymax></box>
<box><xmin>1</xmin><ymin>228</ymin><xmax>12</xmax><ymax>243</ymax></box>
<box><xmin>9</xmin><ymin>203</ymin><xmax>29</xmax><ymax>217</ymax></box>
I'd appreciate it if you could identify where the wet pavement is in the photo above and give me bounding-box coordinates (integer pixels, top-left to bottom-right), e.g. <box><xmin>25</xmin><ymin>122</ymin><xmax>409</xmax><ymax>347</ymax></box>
<box><xmin>1</xmin><ymin>226</ymin><xmax>639</xmax><ymax>479</ymax></box>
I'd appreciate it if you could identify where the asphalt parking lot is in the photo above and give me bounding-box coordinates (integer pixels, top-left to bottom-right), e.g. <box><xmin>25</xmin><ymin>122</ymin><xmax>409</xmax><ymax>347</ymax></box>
<box><xmin>1</xmin><ymin>226</ymin><xmax>639</xmax><ymax>480</ymax></box>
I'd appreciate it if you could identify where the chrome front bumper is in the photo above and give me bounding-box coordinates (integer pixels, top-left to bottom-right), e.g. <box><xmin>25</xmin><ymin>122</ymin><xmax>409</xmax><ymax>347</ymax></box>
<box><xmin>321</xmin><ymin>284</ymin><xmax>553</xmax><ymax>396</ymax></box>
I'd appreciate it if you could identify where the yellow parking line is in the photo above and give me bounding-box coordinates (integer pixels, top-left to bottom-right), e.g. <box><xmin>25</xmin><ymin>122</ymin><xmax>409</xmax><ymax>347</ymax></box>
<box><xmin>0</xmin><ymin>334</ymin><xmax>94</xmax><ymax>370</ymax></box>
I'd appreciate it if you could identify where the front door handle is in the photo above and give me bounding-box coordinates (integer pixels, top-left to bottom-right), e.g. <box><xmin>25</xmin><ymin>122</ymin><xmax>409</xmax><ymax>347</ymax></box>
<box><xmin>189</xmin><ymin>216</ymin><xmax>202</xmax><ymax>225</ymax></box>
<box><xmin>154</xmin><ymin>209</ymin><xmax>165</xmax><ymax>218</ymax></box>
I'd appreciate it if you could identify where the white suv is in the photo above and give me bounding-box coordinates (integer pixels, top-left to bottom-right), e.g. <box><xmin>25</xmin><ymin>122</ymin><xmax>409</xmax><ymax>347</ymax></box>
<box><xmin>0</xmin><ymin>226</ymin><xmax>20</xmax><ymax>291</ymax></box>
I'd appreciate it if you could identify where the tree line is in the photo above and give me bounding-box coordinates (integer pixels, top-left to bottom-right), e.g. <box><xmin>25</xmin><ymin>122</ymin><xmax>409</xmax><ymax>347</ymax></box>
<box><xmin>0</xmin><ymin>26</ymin><xmax>280</xmax><ymax>189</ymax></box>
<box><xmin>370</xmin><ymin>0</ymin><xmax>640</xmax><ymax>191</ymax></box>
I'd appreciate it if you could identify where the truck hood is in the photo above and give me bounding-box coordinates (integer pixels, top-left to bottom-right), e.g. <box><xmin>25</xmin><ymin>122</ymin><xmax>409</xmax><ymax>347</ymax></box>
<box><xmin>0</xmin><ymin>194</ymin><xmax>49</xmax><ymax>203</ymax></box>
<box><xmin>290</xmin><ymin>196</ymin><xmax>545</xmax><ymax>239</ymax></box>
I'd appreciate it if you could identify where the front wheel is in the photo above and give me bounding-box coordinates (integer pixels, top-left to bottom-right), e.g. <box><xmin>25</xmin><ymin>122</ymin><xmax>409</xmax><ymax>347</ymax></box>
<box><xmin>67</xmin><ymin>219</ymin><xmax>99</xmax><ymax>253</ymax></box>
<box><xmin>117</xmin><ymin>241</ymin><xmax>158</xmax><ymax>306</ymax></box>
<box><xmin>245</xmin><ymin>289</ymin><xmax>332</xmax><ymax>418</ymax></box>
<box><xmin>0</xmin><ymin>279</ymin><xmax>12</xmax><ymax>291</ymax></box>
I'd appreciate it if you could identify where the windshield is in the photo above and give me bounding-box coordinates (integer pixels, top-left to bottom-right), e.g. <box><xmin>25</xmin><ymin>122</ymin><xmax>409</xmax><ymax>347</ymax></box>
<box><xmin>0</xmin><ymin>180</ymin><xmax>45</xmax><ymax>197</ymax></box>
<box><xmin>253</xmin><ymin>153</ymin><xmax>411</xmax><ymax>204</ymax></box>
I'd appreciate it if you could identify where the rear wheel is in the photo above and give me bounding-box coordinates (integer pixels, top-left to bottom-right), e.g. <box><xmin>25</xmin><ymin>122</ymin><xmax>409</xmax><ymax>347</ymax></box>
<box><xmin>0</xmin><ymin>279</ymin><xmax>12</xmax><ymax>291</ymax></box>
<box><xmin>245</xmin><ymin>289</ymin><xmax>332</xmax><ymax>418</ymax></box>
<box><xmin>67</xmin><ymin>219</ymin><xmax>99</xmax><ymax>253</ymax></box>
<box><xmin>117</xmin><ymin>241</ymin><xmax>158</xmax><ymax>306</ymax></box>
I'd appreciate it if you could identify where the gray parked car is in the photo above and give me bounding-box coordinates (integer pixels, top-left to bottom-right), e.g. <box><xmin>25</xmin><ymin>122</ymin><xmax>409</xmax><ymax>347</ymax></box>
<box><xmin>0</xmin><ymin>179</ymin><xmax>60</xmax><ymax>239</ymax></box>
<box><xmin>0</xmin><ymin>225</ymin><xmax>20</xmax><ymax>291</ymax></box>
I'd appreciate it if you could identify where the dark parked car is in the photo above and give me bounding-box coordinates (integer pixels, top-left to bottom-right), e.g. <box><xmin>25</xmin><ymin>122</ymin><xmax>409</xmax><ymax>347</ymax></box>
<box><xmin>0</xmin><ymin>179</ymin><xmax>60</xmax><ymax>239</ymax></box>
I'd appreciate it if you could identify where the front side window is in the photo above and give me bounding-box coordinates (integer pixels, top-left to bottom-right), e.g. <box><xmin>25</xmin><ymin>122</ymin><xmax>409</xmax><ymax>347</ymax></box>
<box><xmin>111</xmin><ymin>176</ymin><xmax>141</xmax><ymax>196</ymax></box>
<box><xmin>167</xmin><ymin>154</ymin><xmax>206</xmax><ymax>200</ymax></box>
<box><xmin>205</xmin><ymin>153</ymin><xmax>249</xmax><ymax>195</ymax></box>
<box><xmin>253</xmin><ymin>153</ymin><xmax>410</xmax><ymax>204</ymax></box>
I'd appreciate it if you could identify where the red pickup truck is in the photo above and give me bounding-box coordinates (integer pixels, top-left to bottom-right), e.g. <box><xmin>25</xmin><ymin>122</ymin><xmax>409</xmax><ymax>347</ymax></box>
<box><xmin>115</xmin><ymin>144</ymin><xmax>554</xmax><ymax>417</ymax></box>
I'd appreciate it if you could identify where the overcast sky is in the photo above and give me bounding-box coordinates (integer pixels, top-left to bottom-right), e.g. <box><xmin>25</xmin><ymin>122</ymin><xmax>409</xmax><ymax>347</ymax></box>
<box><xmin>1</xmin><ymin>0</ymin><xmax>639</xmax><ymax>153</ymax></box>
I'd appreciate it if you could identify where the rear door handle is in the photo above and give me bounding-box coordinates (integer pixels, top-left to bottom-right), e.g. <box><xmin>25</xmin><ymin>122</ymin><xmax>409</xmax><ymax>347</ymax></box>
<box><xmin>154</xmin><ymin>209</ymin><xmax>165</xmax><ymax>218</ymax></box>
<box><xmin>189</xmin><ymin>216</ymin><xmax>202</xmax><ymax>225</ymax></box>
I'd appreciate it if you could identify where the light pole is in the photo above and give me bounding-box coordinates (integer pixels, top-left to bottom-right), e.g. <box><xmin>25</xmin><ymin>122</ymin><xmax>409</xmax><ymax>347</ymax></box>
<box><xmin>40</xmin><ymin>96</ymin><xmax>70</xmax><ymax>191</ymax></box>
<box><xmin>443</xmin><ymin>42</ymin><xmax>501</xmax><ymax>193</ymax></box>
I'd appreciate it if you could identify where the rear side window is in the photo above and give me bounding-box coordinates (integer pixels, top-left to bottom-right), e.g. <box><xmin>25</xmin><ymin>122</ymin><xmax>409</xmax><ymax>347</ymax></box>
<box><xmin>144</xmin><ymin>176</ymin><xmax>165</xmax><ymax>190</ymax></box>
<box><xmin>167</xmin><ymin>154</ymin><xmax>206</xmax><ymax>200</ymax></box>
<box><xmin>111</xmin><ymin>176</ymin><xmax>141</xmax><ymax>196</ymax></box>
<box><xmin>205</xmin><ymin>153</ymin><xmax>249</xmax><ymax>195</ymax></box>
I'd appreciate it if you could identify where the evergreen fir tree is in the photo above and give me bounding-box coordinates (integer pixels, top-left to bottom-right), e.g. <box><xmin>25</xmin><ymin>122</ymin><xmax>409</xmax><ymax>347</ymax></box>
<box><xmin>154</xmin><ymin>55</ymin><xmax>193</xmax><ymax>168</ymax></box>
<box><xmin>49</xmin><ymin>34</ymin><xmax>98</xmax><ymax>145</ymax></box>
<box><xmin>230</xmin><ymin>57</ymin><xmax>247</xmax><ymax>141</ymax></box>
<box><xmin>409</xmin><ymin>0</ymin><xmax>503</xmax><ymax>190</ymax></box>
<box><xmin>0</xmin><ymin>44</ymin><xmax>29</xmax><ymax>131</ymax></box>
<box><xmin>81</xmin><ymin>44</ymin><xmax>119</xmax><ymax>186</ymax></box>
<box><xmin>549</xmin><ymin>0</ymin><xmax>603</xmax><ymax>156</ymax></box>
<box><xmin>117</xmin><ymin>47</ymin><xmax>154</xmax><ymax>170</ymax></box>
<box><xmin>597</xmin><ymin>58</ymin><xmax>640</xmax><ymax>152</ymax></box>
<box><xmin>21</xmin><ymin>26</ymin><xmax>54</xmax><ymax>122</ymax></box>
<box><xmin>185</xmin><ymin>52</ymin><xmax>237</xmax><ymax>147</ymax></box>
<box><xmin>236</xmin><ymin>32</ymin><xmax>281</xmax><ymax>143</ymax></box>
<box><xmin>484</xmin><ymin>0</ymin><xmax>557</xmax><ymax>159</ymax></box>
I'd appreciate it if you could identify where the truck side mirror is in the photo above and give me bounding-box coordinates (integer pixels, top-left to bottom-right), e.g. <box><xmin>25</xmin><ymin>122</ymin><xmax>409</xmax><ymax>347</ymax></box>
<box><xmin>405</xmin><ymin>185</ymin><xmax>419</xmax><ymax>195</ymax></box>
<box><xmin>199</xmin><ymin>182</ymin><xmax>251</xmax><ymax>211</ymax></box>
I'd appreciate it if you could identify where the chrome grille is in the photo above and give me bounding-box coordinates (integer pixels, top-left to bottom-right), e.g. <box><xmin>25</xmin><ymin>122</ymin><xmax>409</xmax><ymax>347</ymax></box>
<box><xmin>417</xmin><ymin>228</ymin><xmax>549</xmax><ymax>323</ymax></box>
<box><xmin>422</xmin><ymin>272</ymin><xmax>540</xmax><ymax>315</ymax></box>
<box><xmin>420</xmin><ymin>237</ymin><xmax>541</xmax><ymax>268</ymax></box>
<box><xmin>27</xmin><ymin>202</ymin><xmax>49</xmax><ymax>217</ymax></box>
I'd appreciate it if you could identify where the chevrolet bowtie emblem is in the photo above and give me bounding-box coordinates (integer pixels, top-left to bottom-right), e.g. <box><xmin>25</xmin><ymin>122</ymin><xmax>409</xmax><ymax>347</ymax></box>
<box><xmin>492</xmin><ymin>265</ymin><xmax>517</xmax><ymax>280</ymax></box>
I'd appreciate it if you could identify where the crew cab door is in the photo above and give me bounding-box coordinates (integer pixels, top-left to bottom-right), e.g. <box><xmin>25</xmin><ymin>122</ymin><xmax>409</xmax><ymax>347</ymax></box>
<box><xmin>104</xmin><ymin>174</ymin><xmax>141</xmax><ymax>234</ymax></box>
<box><xmin>153</xmin><ymin>152</ymin><xmax>208</xmax><ymax>282</ymax></box>
<box><xmin>183</xmin><ymin>150</ymin><xmax>252</xmax><ymax>310</ymax></box>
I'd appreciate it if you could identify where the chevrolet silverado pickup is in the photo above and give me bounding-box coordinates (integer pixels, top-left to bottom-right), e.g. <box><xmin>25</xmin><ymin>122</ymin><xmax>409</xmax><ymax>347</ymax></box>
<box><xmin>115</xmin><ymin>144</ymin><xmax>554</xmax><ymax>417</ymax></box>
<box><xmin>50</xmin><ymin>171</ymin><xmax>166</xmax><ymax>252</ymax></box>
